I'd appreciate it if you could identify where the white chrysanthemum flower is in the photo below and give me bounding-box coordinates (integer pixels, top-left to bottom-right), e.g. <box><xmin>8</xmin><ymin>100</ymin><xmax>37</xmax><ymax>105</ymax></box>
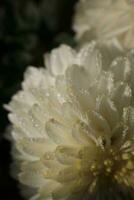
<box><xmin>73</xmin><ymin>0</ymin><xmax>134</xmax><ymax>49</ymax></box>
<box><xmin>6</xmin><ymin>42</ymin><xmax>134</xmax><ymax>200</ymax></box>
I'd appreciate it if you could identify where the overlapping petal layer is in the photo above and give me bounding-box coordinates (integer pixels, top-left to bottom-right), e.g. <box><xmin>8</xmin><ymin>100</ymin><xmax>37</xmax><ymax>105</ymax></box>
<box><xmin>73</xmin><ymin>0</ymin><xmax>134</xmax><ymax>49</ymax></box>
<box><xmin>6</xmin><ymin>42</ymin><xmax>134</xmax><ymax>199</ymax></box>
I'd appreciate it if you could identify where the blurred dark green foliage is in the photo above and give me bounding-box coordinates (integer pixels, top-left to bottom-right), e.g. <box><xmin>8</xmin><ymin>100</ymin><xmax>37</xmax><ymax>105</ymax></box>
<box><xmin>0</xmin><ymin>0</ymin><xmax>77</xmax><ymax>199</ymax></box>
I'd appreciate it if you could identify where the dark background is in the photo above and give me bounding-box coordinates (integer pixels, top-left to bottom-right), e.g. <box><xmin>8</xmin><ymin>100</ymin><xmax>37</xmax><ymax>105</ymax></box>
<box><xmin>0</xmin><ymin>0</ymin><xmax>78</xmax><ymax>199</ymax></box>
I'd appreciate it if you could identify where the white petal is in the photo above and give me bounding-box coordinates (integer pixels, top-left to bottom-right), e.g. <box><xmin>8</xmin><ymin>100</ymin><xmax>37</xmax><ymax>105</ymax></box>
<box><xmin>23</xmin><ymin>67</ymin><xmax>54</xmax><ymax>90</ymax></box>
<box><xmin>66</xmin><ymin>65</ymin><xmax>93</xmax><ymax>111</ymax></box>
<box><xmin>19</xmin><ymin>161</ymin><xmax>46</xmax><ymax>187</ymax></box>
<box><xmin>111</xmin><ymin>83</ymin><xmax>132</xmax><ymax>113</ymax></box>
<box><xmin>77</xmin><ymin>42</ymin><xmax>102</xmax><ymax>80</ymax></box>
<box><xmin>45</xmin><ymin>45</ymin><xmax>75</xmax><ymax>76</ymax></box>
<box><xmin>45</xmin><ymin>119</ymin><xmax>74</xmax><ymax>145</ymax></box>
<box><xmin>110</xmin><ymin>57</ymin><xmax>131</xmax><ymax>82</ymax></box>
<box><xmin>96</xmin><ymin>96</ymin><xmax>119</xmax><ymax>130</ymax></box>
